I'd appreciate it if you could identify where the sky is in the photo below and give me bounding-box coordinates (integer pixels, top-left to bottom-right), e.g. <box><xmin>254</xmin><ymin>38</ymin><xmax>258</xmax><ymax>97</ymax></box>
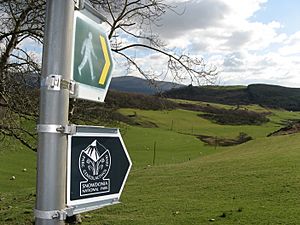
<box><xmin>123</xmin><ymin>0</ymin><xmax>300</xmax><ymax>87</ymax></box>
<box><xmin>17</xmin><ymin>0</ymin><xmax>300</xmax><ymax>87</ymax></box>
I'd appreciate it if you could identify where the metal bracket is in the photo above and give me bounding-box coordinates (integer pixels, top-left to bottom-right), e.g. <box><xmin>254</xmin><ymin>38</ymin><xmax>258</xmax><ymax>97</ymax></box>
<box><xmin>57</xmin><ymin>124</ymin><xmax>77</xmax><ymax>135</ymax></box>
<box><xmin>68</xmin><ymin>80</ymin><xmax>78</xmax><ymax>97</ymax></box>
<box><xmin>61</xmin><ymin>79</ymin><xmax>77</xmax><ymax>96</ymax></box>
<box><xmin>75</xmin><ymin>0</ymin><xmax>107</xmax><ymax>23</ymax></box>
<box><xmin>37</xmin><ymin>124</ymin><xmax>77</xmax><ymax>135</ymax></box>
<box><xmin>84</xmin><ymin>1</ymin><xmax>107</xmax><ymax>22</ymax></box>
<box><xmin>42</xmin><ymin>75</ymin><xmax>78</xmax><ymax>96</ymax></box>
<box><xmin>70</xmin><ymin>199</ymin><xmax>120</xmax><ymax>215</ymax></box>
<box><xmin>74</xmin><ymin>0</ymin><xmax>84</xmax><ymax>10</ymax></box>
<box><xmin>65</xmin><ymin>206</ymin><xmax>75</xmax><ymax>217</ymax></box>
<box><xmin>34</xmin><ymin>207</ymin><xmax>75</xmax><ymax>221</ymax></box>
<box><xmin>34</xmin><ymin>209</ymin><xmax>67</xmax><ymax>221</ymax></box>
<box><xmin>69</xmin><ymin>80</ymin><xmax>77</xmax><ymax>96</ymax></box>
<box><xmin>45</xmin><ymin>74</ymin><xmax>62</xmax><ymax>91</ymax></box>
<box><xmin>37</xmin><ymin>124</ymin><xmax>64</xmax><ymax>134</ymax></box>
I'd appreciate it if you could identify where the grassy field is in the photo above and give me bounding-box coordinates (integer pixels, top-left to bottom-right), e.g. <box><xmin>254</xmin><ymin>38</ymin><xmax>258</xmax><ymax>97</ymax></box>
<box><xmin>119</xmin><ymin>107</ymin><xmax>300</xmax><ymax>139</ymax></box>
<box><xmin>1</xmin><ymin>102</ymin><xmax>300</xmax><ymax>224</ymax></box>
<box><xmin>123</xmin><ymin>126</ymin><xmax>218</xmax><ymax>167</ymax></box>
<box><xmin>92</xmin><ymin>134</ymin><xmax>300</xmax><ymax>225</ymax></box>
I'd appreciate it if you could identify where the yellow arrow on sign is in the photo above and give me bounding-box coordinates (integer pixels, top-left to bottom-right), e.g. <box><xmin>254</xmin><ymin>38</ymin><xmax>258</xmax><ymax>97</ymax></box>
<box><xmin>98</xmin><ymin>35</ymin><xmax>111</xmax><ymax>85</ymax></box>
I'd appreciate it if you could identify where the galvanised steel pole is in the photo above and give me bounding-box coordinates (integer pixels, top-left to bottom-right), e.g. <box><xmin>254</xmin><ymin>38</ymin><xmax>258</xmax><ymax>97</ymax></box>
<box><xmin>35</xmin><ymin>0</ymin><xmax>74</xmax><ymax>224</ymax></box>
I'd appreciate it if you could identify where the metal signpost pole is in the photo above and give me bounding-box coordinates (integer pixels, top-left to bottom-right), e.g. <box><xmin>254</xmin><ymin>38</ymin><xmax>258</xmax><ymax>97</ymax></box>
<box><xmin>35</xmin><ymin>0</ymin><xmax>74</xmax><ymax>224</ymax></box>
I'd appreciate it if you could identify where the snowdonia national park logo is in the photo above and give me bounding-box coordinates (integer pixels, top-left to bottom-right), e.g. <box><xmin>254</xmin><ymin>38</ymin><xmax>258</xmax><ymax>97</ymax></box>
<box><xmin>79</xmin><ymin>140</ymin><xmax>111</xmax><ymax>196</ymax></box>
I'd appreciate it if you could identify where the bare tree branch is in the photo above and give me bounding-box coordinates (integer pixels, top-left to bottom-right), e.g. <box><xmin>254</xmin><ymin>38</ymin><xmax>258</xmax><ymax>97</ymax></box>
<box><xmin>0</xmin><ymin>0</ymin><xmax>218</xmax><ymax>151</ymax></box>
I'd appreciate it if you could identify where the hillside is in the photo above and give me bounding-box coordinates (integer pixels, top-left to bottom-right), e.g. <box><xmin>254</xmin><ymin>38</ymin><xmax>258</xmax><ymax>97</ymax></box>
<box><xmin>1</xmin><ymin>98</ymin><xmax>300</xmax><ymax>224</ymax></box>
<box><xmin>110</xmin><ymin>76</ymin><xmax>184</xmax><ymax>94</ymax></box>
<box><xmin>110</xmin><ymin>77</ymin><xmax>300</xmax><ymax>111</ymax></box>
<box><xmin>164</xmin><ymin>84</ymin><xmax>300</xmax><ymax>111</ymax></box>
<box><xmin>3</xmin><ymin>133</ymin><xmax>300</xmax><ymax>225</ymax></box>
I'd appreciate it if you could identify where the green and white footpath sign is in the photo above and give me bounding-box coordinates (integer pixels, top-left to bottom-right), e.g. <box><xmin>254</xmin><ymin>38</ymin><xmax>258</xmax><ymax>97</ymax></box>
<box><xmin>71</xmin><ymin>11</ymin><xmax>114</xmax><ymax>102</ymax></box>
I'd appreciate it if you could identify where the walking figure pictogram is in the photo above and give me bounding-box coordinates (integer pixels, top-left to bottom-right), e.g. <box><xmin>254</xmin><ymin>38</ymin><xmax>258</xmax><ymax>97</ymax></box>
<box><xmin>78</xmin><ymin>32</ymin><xmax>97</xmax><ymax>80</ymax></box>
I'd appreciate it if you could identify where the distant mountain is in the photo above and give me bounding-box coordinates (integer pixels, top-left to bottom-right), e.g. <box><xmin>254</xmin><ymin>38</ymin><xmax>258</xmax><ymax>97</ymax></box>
<box><xmin>109</xmin><ymin>76</ymin><xmax>184</xmax><ymax>95</ymax></box>
<box><xmin>164</xmin><ymin>84</ymin><xmax>300</xmax><ymax>111</ymax></box>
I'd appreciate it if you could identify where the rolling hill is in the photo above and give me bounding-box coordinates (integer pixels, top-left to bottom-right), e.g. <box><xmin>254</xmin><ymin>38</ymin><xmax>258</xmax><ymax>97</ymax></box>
<box><xmin>164</xmin><ymin>83</ymin><xmax>300</xmax><ymax>111</ymax></box>
<box><xmin>2</xmin><ymin>85</ymin><xmax>300</xmax><ymax>224</ymax></box>
<box><xmin>110</xmin><ymin>76</ymin><xmax>184</xmax><ymax>94</ymax></box>
<box><xmin>1</xmin><ymin>100</ymin><xmax>300</xmax><ymax>224</ymax></box>
<box><xmin>110</xmin><ymin>76</ymin><xmax>300</xmax><ymax>111</ymax></box>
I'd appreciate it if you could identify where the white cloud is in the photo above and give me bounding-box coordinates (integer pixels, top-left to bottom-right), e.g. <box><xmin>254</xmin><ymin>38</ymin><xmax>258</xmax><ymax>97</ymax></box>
<box><xmin>279</xmin><ymin>31</ymin><xmax>300</xmax><ymax>56</ymax></box>
<box><xmin>218</xmin><ymin>51</ymin><xmax>300</xmax><ymax>87</ymax></box>
<box><xmin>222</xmin><ymin>0</ymin><xmax>267</xmax><ymax>20</ymax></box>
<box><xmin>18</xmin><ymin>0</ymin><xmax>298</xmax><ymax>88</ymax></box>
<box><xmin>156</xmin><ymin>0</ymin><xmax>285</xmax><ymax>54</ymax></box>
<box><xmin>146</xmin><ymin>0</ymin><xmax>300</xmax><ymax>87</ymax></box>
<box><xmin>155</xmin><ymin>0</ymin><xmax>230</xmax><ymax>39</ymax></box>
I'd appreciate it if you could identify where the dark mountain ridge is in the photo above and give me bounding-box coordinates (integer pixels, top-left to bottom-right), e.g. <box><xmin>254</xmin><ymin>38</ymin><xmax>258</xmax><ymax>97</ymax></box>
<box><xmin>164</xmin><ymin>83</ymin><xmax>300</xmax><ymax>111</ymax></box>
<box><xmin>110</xmin><ymin>76</ymin><xmax>184</xmax><ymax>94</ymax></box>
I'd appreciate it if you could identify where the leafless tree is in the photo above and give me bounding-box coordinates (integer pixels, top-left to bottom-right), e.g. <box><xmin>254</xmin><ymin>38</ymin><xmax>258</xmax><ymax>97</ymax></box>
<box><xmin>0</xmin><ymin>0</ymin><xmax>45</xmax><ymax>150</ymax></box>
<box><xmin>0</xmin><ymin>0</ymin><xmax>217</xmax><ymax>151</ymax></box>
<box><xmin>90</xmin><ymin>0</ymin><xmax>217</xmax><ymax>84</ymax></box>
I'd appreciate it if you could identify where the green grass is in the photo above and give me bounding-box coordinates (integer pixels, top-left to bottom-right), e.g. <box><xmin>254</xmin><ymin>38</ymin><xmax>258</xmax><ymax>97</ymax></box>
<box><xmin>268</xmin><ymin>109</ymin><xmax>300</xmax><ymax>124</ymax></box>
<box><xmin>170</xmin><ymin>98</ymin><xmax>234</xmax><ymax>110</ymax></box>
<box><xmin>1</xmin><ymin>101</ymin><xmax>300</xmax><ymax>224</ymax></box>
<box><xmin>0</xmin><ymin>137</ymin><xmax>36</xmax><ymax>193</ymax></box>
<box><xmin>122</xmin><ymin>126</ymin><xmax>218</xmax><ymax>168</ymax></box>
<box><xmin>0</xmin><ymin>138</ymin><xmax>36</xmax><ymax>224</ymax></box>
<box><xmin>85</xmin><ymin>133</ymin><xmax>300</xmax><ymax>225</ymax></box>
<box><xmin>119</xmin><ymin>108</ymin><xmax>281</xmax><ymax>139</ymax></box>
<box><xmin>0</xmin><ymin>150</ymin><xmax>36</xmax><ymax>193</ymax></box>
<box><xmin>204</xmin><ymin>85</ymin><xmax>247</xmax><ymax>90</ymax></box>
